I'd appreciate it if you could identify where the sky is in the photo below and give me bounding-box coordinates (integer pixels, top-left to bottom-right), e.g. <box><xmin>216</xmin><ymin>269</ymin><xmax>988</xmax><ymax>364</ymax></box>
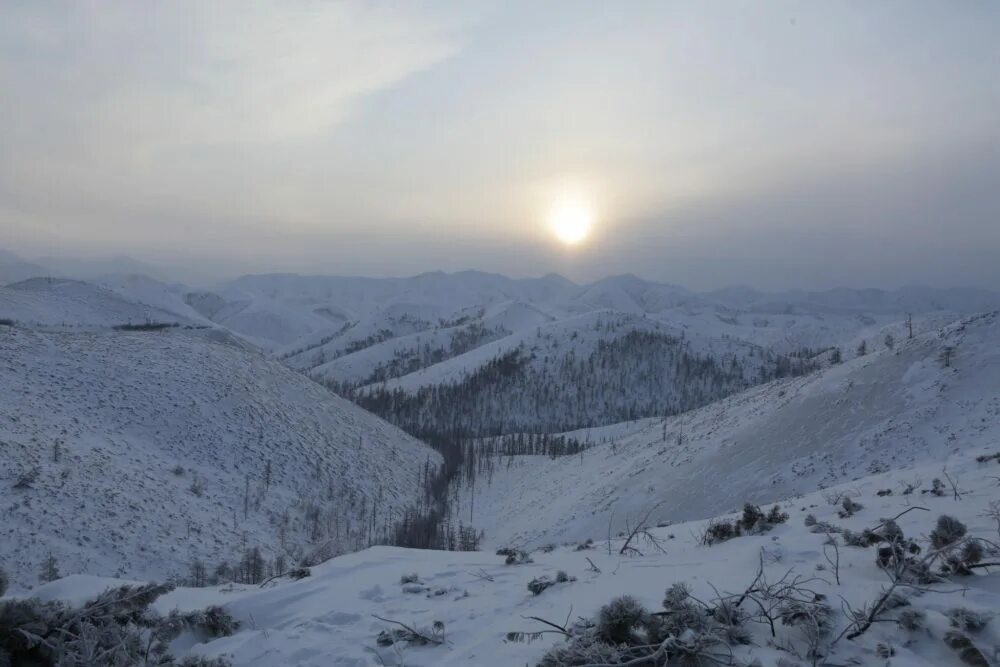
<box><xmin>1</xmin><ymin>0</ymin><xmax>998</xmax><ymax>290</ymax></box>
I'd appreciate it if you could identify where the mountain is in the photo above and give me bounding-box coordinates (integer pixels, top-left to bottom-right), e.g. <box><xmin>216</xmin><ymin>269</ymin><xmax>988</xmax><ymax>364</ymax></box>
<box><xmin>0</xmin><ymin>278</ymin><xmax>195</xmax><ymax>327</ymax></box>
<box><xmin>209</xmin><ymin>271</ymin><xmax>1000</xmax><ymax>353</ymax></box>
<box><xmin>458</xmin><ymin>311</ymin><xmax>1000</xmax><ymax>547</ymax></box>
<box><xmin>0</xmin><ymin>249</ymin><xmax>48</xmax><ymax>286</ymax></box>
<box><xmin>0</xmin><ymin>325</ymin><xmax>442</xmax><ymax>590</ymax></box>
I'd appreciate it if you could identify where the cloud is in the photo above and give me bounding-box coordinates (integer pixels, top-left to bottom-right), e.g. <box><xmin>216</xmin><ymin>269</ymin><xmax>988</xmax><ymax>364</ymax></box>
<box><xmin>0</xmin><ymin>0</ymin><xmax>466</xmax><ymax>245</ymax></box>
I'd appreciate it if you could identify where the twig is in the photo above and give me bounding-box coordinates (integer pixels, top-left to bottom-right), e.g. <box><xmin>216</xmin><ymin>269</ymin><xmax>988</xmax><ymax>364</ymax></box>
<box><xmin>371</xmin><ymin>614</ymin><xmax>444</xmax><ymax>645</ymax></box>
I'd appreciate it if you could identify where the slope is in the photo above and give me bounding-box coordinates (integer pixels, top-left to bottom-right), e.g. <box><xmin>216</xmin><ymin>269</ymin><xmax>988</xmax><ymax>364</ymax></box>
<box><xmin>0</xmin><ymin>325</ymin><xmax>441</xmax><ymax>590</ymax></box>
<box><xmin>0</xmin><ymin>278</ymin><xmax>192</xmax><ymax>328</ymax></box>
<box><xmin>25</xmin><ymin>447</ymin><xmax>1000</xmax><ymax>667</ymax></box>
<box><xmin>457</xmin><ymin>311</ymin><xmax>1000</xmax><ymax>547</ymax></box>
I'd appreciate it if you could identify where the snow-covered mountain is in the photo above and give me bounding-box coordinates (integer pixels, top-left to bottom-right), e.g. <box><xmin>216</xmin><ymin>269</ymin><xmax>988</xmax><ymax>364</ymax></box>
<box><xmin>458</xmin><ymin>311</ymin><xmax>1000</xmax><ymax>547</ymax></box>
<box><xmin>0</xmin><ymin>278</ymin><xmax>196</xmax><ymax>328</ymax></box>
<box><xmin>0</xmin><ymin>325</ymin><xmax>441</xmax><ymax>590</ymax></box>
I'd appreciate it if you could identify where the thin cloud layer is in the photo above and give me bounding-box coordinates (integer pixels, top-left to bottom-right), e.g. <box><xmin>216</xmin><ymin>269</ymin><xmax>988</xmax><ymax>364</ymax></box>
<box><xmin>1</xmin><ymin>1</ymin><xmax>998</xmax><ymax>289</ymax></box>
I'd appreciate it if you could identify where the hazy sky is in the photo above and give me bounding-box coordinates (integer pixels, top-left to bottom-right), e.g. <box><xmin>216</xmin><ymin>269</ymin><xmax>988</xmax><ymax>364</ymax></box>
<box><xmin>2</xmin><ymin>1</ymin><xmax>998</xmax><ymax>289</ymax></box>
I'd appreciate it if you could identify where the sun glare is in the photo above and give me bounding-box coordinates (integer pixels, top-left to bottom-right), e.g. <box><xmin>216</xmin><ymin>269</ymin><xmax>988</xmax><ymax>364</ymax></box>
<box><xmin>549</xmin><ymin>200</ymin><xmax>594</xmax><ymax>246</ymax></box>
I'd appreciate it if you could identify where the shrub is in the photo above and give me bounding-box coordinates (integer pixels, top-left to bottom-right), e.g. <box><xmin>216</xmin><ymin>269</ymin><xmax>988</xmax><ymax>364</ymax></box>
<box><xmin>701</xmin><ymin>518</ymin><xmax>740</xmax><ymax>545</ymax></box>
<box><xmin>528</xmin><ymin>572</ymin><xmax>575</xmax><ymax>596</ymax></box>
<box><xmin>838</xmin><ymin>497</ymin><xmax>863</xmax><ymax>518</ymax></box>
<box><xmin>739</xmin><ymin>504</ymin><xmax>765</xmax><ymax>531</ymax></box>
<box><xmin>400</xmin><ymin>573</ymin><xmax>420</xmax><ymax>585</ymax></box>
<box><xmin>496</xmin><ymin>547</ymin><xmax>532</xmax><ymax>565</ymax></box>
<box><xmin>930</xmin><ymin>515</ymin><xmax>967</xmax><ymax>550</ymax></box>
<box><xmin>766</xmin><ymin>505</ymin><xmax>790</xmax><ymax>525</ymax></box>
<box><xmin>897</xmin><ymin>609</ymin><xmax>926</xmax><ymax>631</ymax></box>
<box><xmin>527</xmin><ymin>576</ymin><xmax>554</xmax><ymax>596</ymax></box>
<box><xmin>947</xmin><ymin>608</ymin><xmax>992</xmax><ymax>633</ymax></box>
<box><xmin>597</xmin><ymin>596</ymin><xmax>650</xmax><ymax>644</ymax></box>
<box><xmin>0</xmin><ymin>582</ymin><xmax>235</xmax><ymax>666</ymax></box>
<box><xmin>926</xmin><ymin>478</ymin><xmax>946</xmax><ymax>497</ymax></box>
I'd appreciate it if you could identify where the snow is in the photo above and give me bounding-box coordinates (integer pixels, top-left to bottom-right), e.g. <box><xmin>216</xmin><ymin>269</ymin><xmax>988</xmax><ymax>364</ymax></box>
<box><xmin>0</xmin><ymin>278</ymin><xmax>195</xmax><ymax>327</ymax></box>
<box><xmin>0</xmin><ymin>325</ymin><xmax>441</xmax><ymax>591</ymax></box>
<box><xmin>3</xmin><ymin>265</ymin><xmax>1000</xmax><ymax>666</ymax></box>
<box><xmin>458</xmin><ymin>312</ymin><xmax>1000</xmax><ymax>548</ymax></box>
<box><xmin>25</xmin><ymin>449</ymin><xmax>1000</xmax><ymax>666</ymax></box>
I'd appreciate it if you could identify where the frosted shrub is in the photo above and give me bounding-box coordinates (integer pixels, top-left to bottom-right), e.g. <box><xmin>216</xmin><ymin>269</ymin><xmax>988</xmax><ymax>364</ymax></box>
<box><xmin>837</xmin><ymin>497</ymin><xmax>863</xmax><ymax>518</ymax></box>
<box><xmin>0</xmin><ymin>582</ymin><xmax>237</xmax><ymax>666</ymax></box>
<box><xmin>930</xmin><ymin>515</ymin><xmax>967</xmax><ymax>549</ymax></box>
<box><xmin>947</xmin><ymin>608</ymin><xmax>992</xmax><ymax>633</ymax></box>
<box><xmin>597</xmin><ymin>595</ymin><xmax>649</xmax><ymax>644</ymax></box>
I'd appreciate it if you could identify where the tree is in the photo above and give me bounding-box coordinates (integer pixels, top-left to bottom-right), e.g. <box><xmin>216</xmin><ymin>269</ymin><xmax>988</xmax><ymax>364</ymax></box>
<box><xmin>884</xmin><ymin>333</ymin><xmax>895</xmax><ymax>350</ymax></box>
<box><xmin>830</xmin><ymin>348</ymin><xmax>842</xmax><ymax>365</ymax></box>
<box><xmin>906</xmin><ymin>312</ymin><xmax>913</xmax><ymax>340</ymax></box>
<box><xmin>856</xmin><ymin>340</ymin><xmax>868</xmax><ymax>357</ymax></box>
<box><xmin>189</xmin><ymin>560</ymin><xmax>208</xmax><ymax>587</ymax></box>
<box><xmin>39</xmin><ymin>553</ymin><xmax>60</xmax><ymax>583</ymax></box>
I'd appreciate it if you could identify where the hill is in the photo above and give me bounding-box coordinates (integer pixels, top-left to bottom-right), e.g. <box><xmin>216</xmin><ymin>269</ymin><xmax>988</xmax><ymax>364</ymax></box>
<box><xmin>0</xmin><ymin>278</ymin><xmax>193</xmax><ymax>328</ymax></box>
<box><xmin>456</xmin><ymin>311</ymin><xmax>1000</xmax><ymax>547</ymax></box>
<box><xmin>0</xmin><ymin>325</ymin><xmax>441</xmax><ymax>590</ymax></box>
<box><xmin>22</xmin><ymin>446</ymin><xmax>1000</xmax><ymax>666</ymax></box>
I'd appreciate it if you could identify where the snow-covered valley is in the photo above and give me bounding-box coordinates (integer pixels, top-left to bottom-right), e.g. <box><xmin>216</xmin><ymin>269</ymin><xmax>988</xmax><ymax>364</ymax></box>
<box><xmin>1</xmin><ymin>264</ymin><xmax>999</xmax><ymax>666</ymax></box>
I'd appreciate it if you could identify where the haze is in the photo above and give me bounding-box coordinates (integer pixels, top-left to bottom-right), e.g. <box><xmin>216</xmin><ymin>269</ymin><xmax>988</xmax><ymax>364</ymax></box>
<box><xmin>1</xmin><ymin>1</ymin><xmax>998</xmax><ymax>290</ymax></box>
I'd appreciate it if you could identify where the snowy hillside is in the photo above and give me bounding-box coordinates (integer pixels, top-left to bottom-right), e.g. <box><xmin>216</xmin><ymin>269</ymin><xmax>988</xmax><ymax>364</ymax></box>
<box><xmin>0</xmin><ymin>278</ymin><xmax>194</xmax><ymax>328</ymax></box>
<box><xmin>457</xmin><ymin>311</ymin><xmax>1000</xmax><ymax>548</ymax></box>
<box><xmin>19</xmin><ymin>448</ymin><xmax>1000</xmax><ymax>666</ymax></box>
<box><xmin>170</xmin><ymin>271</ymin><xmax>1000</xmax><ymax>355</ymax></box>
<box><xmin>0</xmin><ymin>325</ymin><xmax>442</xmax><ymax>590</ymax></box>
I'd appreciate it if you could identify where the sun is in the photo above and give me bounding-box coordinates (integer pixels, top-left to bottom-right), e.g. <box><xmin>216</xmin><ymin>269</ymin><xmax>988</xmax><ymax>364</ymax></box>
<box><xmin>548</xmin><ymin>200</ymin><xmax>594</xmax><ymax>245</ymax></box>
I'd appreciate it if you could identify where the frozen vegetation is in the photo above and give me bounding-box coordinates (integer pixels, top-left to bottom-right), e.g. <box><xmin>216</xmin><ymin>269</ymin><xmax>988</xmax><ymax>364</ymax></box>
<box><xmin>1</xmin><ymin>263</ymin><xmax>999</xmax><ymax>666</ymax></box>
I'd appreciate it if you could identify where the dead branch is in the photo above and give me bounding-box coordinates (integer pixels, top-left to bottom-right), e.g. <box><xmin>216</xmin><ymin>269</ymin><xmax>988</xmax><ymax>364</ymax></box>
<box><xmin>618</xmin><ymin>503</ymin><xmax>666</xmax><ymax>556</ymax></box>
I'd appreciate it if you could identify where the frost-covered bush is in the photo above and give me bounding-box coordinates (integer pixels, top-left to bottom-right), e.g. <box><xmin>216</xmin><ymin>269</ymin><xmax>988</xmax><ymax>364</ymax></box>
<box><xmin>496</xmin><ymin>547</ymin><xmax>532</xmax><ymax>565</ymax></box>
<box><xmin>930</xmin><ymin>515</ymin><xmax>968</xmax><ymax>550</ymax></box>
<box><xmin>400</xmin><ymin>573</ymin><xmax>420</xmax><ymax>585</ymax></box>
<box><xmin>837</xmin><ymin>497</ymin><xmax>863</xmax><ymax>518</ymax></box>
<box><xmin>947</xmin><ymin>608</ymin><xmax>992</xmax><ymax>633</ymax></box>
<box><xmin>597</xmin><ymin>595</ymin><xmax>650</xmax><ymax>644</ymax></box>
<box><xmin>702</xmin><ymin>504</ymin><xmax>788</xmax><ymax>545</ymax></box>
<box><xmin>0</xmin><ymin>582</ymin><xmax>236</xmax><ymax>666</ymax></box>
<box><xmin>527</xmin><ymin>577</ymin><xmax>555</xmax><ymax>596</ymax></box>
<box><xmin>897</xmin><ymin>609</ymin><xmax>926</xmax><ymax>631</ymax></box>
<box><xmin>766</xmin><ymin>504</ymin><xmax>790</xmax><ymax>525</ymax></box>
<box><xmin>528</xmin><ymin>572</ymin><xmax>575</xmax><ymax>596</ymax></box>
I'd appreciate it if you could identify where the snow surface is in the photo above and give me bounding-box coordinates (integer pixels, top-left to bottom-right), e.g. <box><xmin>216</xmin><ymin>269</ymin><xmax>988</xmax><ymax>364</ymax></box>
<box><xmin>0</xmin><ymin>278</ymin><xmax>195</xmax><ymax>328</ymax></box>
<box><xmin>458</xmin><ymin>312</ymin><xmax>1000</xmax><ymax>548</ymax></box>
<box><xmin>0</xmin><ymin>326</ymin><xmax>441</xmax><ymax>591</ymax></box>
<box><xmin>23</xmin><ymin>449</ymin><xmax>1000</xmax><ymax>666</ymax></box>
